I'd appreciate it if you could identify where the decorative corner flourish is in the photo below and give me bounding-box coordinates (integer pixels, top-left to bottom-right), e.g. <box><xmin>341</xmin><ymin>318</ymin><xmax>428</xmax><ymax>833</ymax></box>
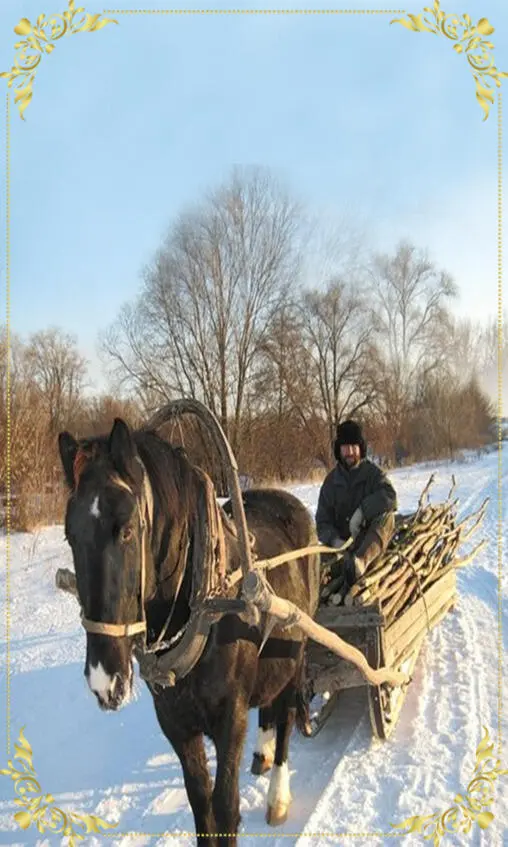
<box><xmin>391</xmin><ymin>727</ymin><xmax>508</xmax><ymax>845</ymax></box>
<box><xmin>0</xmin><ymin>727</ymin><xmax>118</xmax><ymax>845</ymax></box>
<box><xmin>391</xmin><ymin>0</ymin><xmax>508</xmax><ymax>120</ymax></box>
<box><xmin>0</xmin><ymin>0</ymin><xmax>118</xmax><ymax>120</ymax></box>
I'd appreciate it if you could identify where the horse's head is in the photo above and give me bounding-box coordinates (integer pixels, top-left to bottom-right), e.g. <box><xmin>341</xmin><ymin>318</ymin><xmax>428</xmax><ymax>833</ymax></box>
<box><xmin>58</xmin><ymin>418</ymin><xmax>154</xmax><ymax>711</ymax></box>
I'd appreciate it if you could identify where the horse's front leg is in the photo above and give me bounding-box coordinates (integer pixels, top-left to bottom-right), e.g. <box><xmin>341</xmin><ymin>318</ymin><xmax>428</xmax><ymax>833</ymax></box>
<box><xmin>170</xmin><ymin>733</ymin><xmax>217</xmax><ymax>846</ymax></box>
<box><xmin>211</xmin><ymin>698</ymin><xmax>249</xmax><ymax>847</ymax></box>
<box><xmin>251</xmin><ymin>705</ymin><xmax>276</xmax><ymax>775</ymax></box>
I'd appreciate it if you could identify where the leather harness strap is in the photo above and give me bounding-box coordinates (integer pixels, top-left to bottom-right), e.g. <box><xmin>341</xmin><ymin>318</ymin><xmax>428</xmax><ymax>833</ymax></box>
<box><xmin>80</xmin><ymin>618</ymin><xmax>147</xmax><ymax>637</ymax></box>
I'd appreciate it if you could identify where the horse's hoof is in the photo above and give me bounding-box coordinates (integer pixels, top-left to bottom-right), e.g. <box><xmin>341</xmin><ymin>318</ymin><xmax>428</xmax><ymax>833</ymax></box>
<box><xmin>265</xmin><ymin>803</ymin><xmax>289</xmax><ymax>826</ymax></box>
<box><xmin>251</xmin><ymin>753</ymin><xmax>273</xmax><ymax>775</ymax></box>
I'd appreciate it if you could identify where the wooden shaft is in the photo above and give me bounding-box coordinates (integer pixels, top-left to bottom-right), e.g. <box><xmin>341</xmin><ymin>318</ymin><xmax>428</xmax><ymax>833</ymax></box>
<box><xmin>226</xmin><ymin>540</ymin><xmax>352</xmax><ymax>590</ymax></box>
<box><xmin>242</xmin><ymin>572</ymin><xmax>408</xmax><ymax>688</ymax></box>
<box><xmin>57</xmin><ymin>565</ymin><xmax>407</xmax><ymax>686</ymax></box>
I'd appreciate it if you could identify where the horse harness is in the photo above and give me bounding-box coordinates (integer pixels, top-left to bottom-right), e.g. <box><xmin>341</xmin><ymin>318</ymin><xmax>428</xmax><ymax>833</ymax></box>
<box><xmin>73</xmin><ymin>450</ymin><xmax>258</xmax><ymax>687</ymax></box>
<box><xmin>70</xmin><ymin>447</ymin><xmax>344</xmax><ymax>690</ymax></box>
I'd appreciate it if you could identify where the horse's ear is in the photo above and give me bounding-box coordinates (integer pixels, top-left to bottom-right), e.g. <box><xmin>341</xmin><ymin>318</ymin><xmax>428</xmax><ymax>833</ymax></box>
<box><xmin>58</xmin><ymin>431</ymin><xmax>79</xmax><ymax>489</ymax></box>
<box><xmin>108</xmin><ymin>418</ymin><xmax>138</xmax><ymax>479</ymax></box>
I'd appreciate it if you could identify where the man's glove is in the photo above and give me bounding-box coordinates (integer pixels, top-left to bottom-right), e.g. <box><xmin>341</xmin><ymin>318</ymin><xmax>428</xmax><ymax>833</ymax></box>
<box><xmin>349</xmin><ymin>507</ymin><xmax>364</xmax><ymax>539</ymax></box>
<box><xmin>329</xmin><ymin>534</ymin><xmax>347</xmax><ymax>549</ymax></box>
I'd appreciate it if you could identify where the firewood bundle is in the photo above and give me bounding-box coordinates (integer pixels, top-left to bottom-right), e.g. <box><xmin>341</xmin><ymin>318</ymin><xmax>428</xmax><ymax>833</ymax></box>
<box><xmin>319</xmin><ymin>474</ymin><xmax>488</xmax><ymax>624</ymax></box>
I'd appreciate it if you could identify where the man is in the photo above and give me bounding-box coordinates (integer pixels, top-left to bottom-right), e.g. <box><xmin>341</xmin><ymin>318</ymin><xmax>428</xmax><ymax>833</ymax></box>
<box><xmin>316</xmin><ymin>419</ymin><xmax>397</xmax><ymax>586</ymax></box>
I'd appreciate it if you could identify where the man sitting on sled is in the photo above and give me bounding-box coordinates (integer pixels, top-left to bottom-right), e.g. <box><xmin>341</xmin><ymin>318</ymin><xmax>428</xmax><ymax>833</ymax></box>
<box><xmin>304</xmin><ymin>420</ymin><xmax>399</xmax><ymax>734</ymax></box>
<box><xmin>316</xmin><ymin>419</ymin><xmax>398</xmax><ymax>589</ymax></box>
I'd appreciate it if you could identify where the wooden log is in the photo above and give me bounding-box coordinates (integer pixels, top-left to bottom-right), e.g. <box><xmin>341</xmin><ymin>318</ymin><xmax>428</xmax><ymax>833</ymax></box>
<box><xmin>373</xmin><ymin>561</ymin><xmax>413</xmax><ymax>598</ymax></box>
<box><xmin>349</xmin><ymin>517</ymin><xmax>462</xmax><ymax>612</ymax></box>
<box><xmin>351</xmin><ymin>556</ymin><xmax>400</xmax><ymax>591</ymax></box>
<box><xmin>382</xmin><ymin>575</ymin><xmax>416</xmax><ymax>621</ymax></box>
<box><xmin>348</xmin><ymin>522</ymin><xmax>457</xmax><ymax>610</ymax></box>
<box><xmin>459</xmin><ymin>504</ymin><xmax>488</xmax><ymax>542</ymax></box>
<box><xmin>350</xmin><ymin>530</ymin><xmax>426</xmax><ymax>591</ymax></box>
<box><xmin>387</xmin><ymin>593</ymin><xmax>456</xmax><ymax>669</ymax></box>
<box><xmin>390</xmin><ymin>578</ymin><xmax>421</xmax><ymax>622</ymax></box>
<box><xmin>383</xmin><ymin>569</ymin><xmax>456</xmax><ymax>660</ymax></box>
<box><xmin>321</xmin><ymin>573</ymin><xmax>346</xmax><ymax>601</ymax></box>
<box><xmin>330</xmin><ymin>591</ymin><xmax>344</xmax><ymax>606</ymax></box>
<box><xmin>420</xmin><ymin>539</ymin><xmax>487</xmax><ymax>591</ymax></box>
<box><xmin>417</xmin><ymin>473</ymin><xmax>436</xmax><ymax>509</ymax></box>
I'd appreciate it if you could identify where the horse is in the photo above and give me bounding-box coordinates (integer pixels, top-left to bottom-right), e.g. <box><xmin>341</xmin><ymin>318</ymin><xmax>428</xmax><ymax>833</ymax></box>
<box><xmin>58</xmin><ymin>417</ymin><xmax>320</xmax><ymax>846</ymax></box>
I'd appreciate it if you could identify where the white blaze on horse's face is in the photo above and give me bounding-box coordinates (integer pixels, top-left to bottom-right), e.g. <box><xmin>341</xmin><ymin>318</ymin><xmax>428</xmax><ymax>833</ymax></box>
<box><xmin>90</xmin><ymin>495</ymin><xmax>101</xmax><ymax>519</ymax></box>
<box><xmin>87</xmin><ymin>661</ymin><xmax>115</xmax><ymax>702</ymax></box>
<box><xmin>86</xmin><ymin>657</ymin><xmax>133</xmax><ymax>711</ymax></box>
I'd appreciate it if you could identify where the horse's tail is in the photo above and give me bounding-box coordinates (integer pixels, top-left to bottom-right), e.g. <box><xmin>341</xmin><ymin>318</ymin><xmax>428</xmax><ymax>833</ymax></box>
<box><xmin>294</xmin><ymin>644</ymin><xmax>313</xmax><ymax>737</ymax></box>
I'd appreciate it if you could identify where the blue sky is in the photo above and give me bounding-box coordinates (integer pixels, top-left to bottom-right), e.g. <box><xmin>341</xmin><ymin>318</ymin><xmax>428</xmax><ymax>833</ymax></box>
<box><xmin>0</xmin><ymin>0</ymin><xmax>506</xmax><ymax>392</ymax></box>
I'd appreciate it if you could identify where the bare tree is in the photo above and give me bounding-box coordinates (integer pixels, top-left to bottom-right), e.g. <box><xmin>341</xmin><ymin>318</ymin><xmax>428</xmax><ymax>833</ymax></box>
<box><xmin>443</xmin><ymin>316</ymin><xmax>486</xmax><ymax>383</ymax></box>
<box><xmin>367</xmin><ymin>241</ymin><xmax>457</xmax><ymax>434</ymax></box>
<box><xmin>410</xmin><ymin>371</ymin><xmax>494</xmax><ymax>459</ymax></box>
<box><xmin>24</xmin><ymin>327</ymin><xmax>87</xmax><ymax>434</ymax></box>
<box><xmin>101</xmin><ymin>167</ymin><xmax>302</xmax><ymax>450</ymax></box>
<box><xmin>300</xmin><ymin>279</ymin><xmax>380</xmax><ymax>449</ymax></box>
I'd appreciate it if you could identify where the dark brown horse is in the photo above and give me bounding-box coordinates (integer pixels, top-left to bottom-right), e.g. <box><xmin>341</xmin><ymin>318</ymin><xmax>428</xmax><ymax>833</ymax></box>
<box><xmin>58</xmin><ymin>418</ymin><xmax>320</xmax><ymax>846</ymax></box>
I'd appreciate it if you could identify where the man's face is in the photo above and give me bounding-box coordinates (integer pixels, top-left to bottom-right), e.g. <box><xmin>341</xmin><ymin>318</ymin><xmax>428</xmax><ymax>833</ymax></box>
<box><xmin>340</xmin><ymin>443</ymin><xmax>361</xmax><ymax>468</ymax></box>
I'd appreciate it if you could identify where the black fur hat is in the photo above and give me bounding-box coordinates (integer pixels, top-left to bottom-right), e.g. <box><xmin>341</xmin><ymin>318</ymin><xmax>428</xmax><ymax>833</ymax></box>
<box><xmin>334</xmin><ymin>419</ymin><xmax>367</xmax><ymax>461</ymax></box>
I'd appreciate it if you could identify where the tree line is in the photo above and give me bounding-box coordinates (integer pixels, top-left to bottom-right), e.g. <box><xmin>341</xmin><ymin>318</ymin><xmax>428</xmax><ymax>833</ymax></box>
<box><xmin>100</xmin><ymin>168</ymin><xmax>497</xmax><ymax>475</ymax></box>
<box><xmin>1</xmin><ymin>167</ymin><xmax>501</xmax><ymax>527</ymax></box>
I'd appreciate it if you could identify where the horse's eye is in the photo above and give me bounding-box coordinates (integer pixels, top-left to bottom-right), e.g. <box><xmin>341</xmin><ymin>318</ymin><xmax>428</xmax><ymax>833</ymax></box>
<box><xmin>120</xmin><ymin>526</ymin><xmax>134</xmax><ymax>544</ymax></box>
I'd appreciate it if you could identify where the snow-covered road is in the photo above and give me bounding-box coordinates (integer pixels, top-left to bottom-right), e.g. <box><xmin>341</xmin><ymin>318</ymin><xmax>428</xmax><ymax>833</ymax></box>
<box><xmin>0</xmin><ymin>448</ymin><xmax>506</xmax><ymax>846</ymax></box>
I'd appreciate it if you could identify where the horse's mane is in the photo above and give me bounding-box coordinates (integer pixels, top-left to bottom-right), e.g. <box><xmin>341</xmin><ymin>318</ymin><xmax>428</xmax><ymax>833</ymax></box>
<box><xmin>76</xmin><ymin>428</ymin><xmax>200</xmax><ymax>518</ymax></box>
<box><xmin>133</xmin><ymin>429</ymin><xmax>199</xmax><ymax>518</ymax></box>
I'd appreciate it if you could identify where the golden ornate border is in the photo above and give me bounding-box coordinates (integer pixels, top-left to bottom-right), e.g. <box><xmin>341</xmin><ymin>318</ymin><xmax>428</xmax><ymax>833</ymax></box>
<box><xmin>0</xmin><ymin>0</ymin><xmax>117</xmax><ymax>119</ymax></box>
<box><xmin>1</xmin><ymin>2</ymin><xmax>506</xmax><ymax>844</ymax></box>
<box><xmin>392</xmin><ymin>727</ymin><xmax>508</xmax><ymax>841</ymax></box>
<box><xmin>0</xmin><ymin>729</ymin><xmax>117</xmax><ymax>842</ymax></box>
<box><xmin>391</xmin><ymin>1</ymin><xmax>508</xmax><ymax>119</ymax></box>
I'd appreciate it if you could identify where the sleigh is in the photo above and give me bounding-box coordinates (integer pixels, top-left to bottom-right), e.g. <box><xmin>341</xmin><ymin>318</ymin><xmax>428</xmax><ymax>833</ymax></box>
<box><xmin>306</xmin><ymin>480</ymin><xmax>488</xmax><ymax>739</ymax></box>
<box><xmin>306</xmin><ymin>566</ymin><xmax>456</xmax><ymax>739</ymax></box>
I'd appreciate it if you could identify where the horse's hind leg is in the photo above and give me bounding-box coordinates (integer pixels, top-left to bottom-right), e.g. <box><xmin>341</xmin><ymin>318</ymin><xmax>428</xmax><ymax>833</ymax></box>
<box><xmin>265</xmin><ymin>704</ymin><xmax>295</xmax><ymax>826</ymax></box>
<box><xmin>251</xmin><ymin>706</ymin><xmax>276</xmax><ymax>775</ymax></box>
<box><xmin>171</xmin><ymin>733</ymin><xmax>216</xmax><ymax>846</ymax></box>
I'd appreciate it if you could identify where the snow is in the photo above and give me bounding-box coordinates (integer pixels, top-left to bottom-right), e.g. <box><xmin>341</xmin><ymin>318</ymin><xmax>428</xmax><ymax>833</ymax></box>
<box><xmin>0</xmin><ymin>448</ymin><xmax>507</xmax><ymax>845</ymax></box>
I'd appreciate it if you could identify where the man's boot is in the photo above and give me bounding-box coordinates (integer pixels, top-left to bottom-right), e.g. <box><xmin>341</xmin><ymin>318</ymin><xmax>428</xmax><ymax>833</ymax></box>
<box><xmin>351</xmin><ymin>532</ymin><xmax>383</xmax><ymax>579</ymax></box>
<box><xmin>351</xmin><ymin>513</ymin><xmax>394</xmax><ymax>579</ymax></box>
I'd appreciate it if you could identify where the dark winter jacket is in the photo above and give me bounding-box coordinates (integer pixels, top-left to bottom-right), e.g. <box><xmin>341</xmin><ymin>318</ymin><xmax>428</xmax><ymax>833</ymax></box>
<box><xmin>316</xmin><ymin>458</ymin><xmax>397</xmax><ymax>546</ymax></box>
